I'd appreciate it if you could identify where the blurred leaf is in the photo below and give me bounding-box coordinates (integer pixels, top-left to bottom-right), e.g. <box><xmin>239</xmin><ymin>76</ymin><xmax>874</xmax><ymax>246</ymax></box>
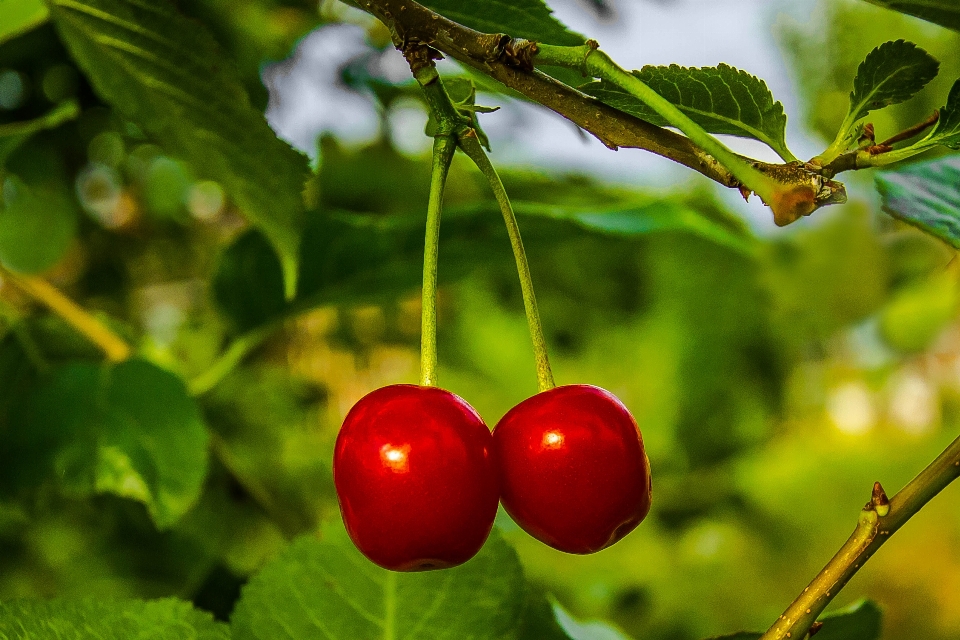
<box><xmin>0</xmin><ymin>99</ymin><xmax>79</xmax><ymax>167</ymax></box>
<box><xmin>511</xmin><ymin>588</ymin><xmax>574</xmax><ymax>640</ymax></box>
<box><xmin>214</xmin><ymin>200</ymin><xmax>754</xmax><ymax>332</ymax></box>
<box><xmin>230</xmin><ymin>527</ymin><xmax>525</xmax><ymax>639</ymax></box>
<box><xmin>9</xmin><ymin>360</ymin><xmax>209</xmax><ymax>528</ymax></box>
<box><xmin>816</xmin><ymin>599</ymin><xmax>883</xmax><ymax>640</ymax></box>
<box><xmin>582</xmin><ymin>64</ymin><xmax>794</xmax><ymax>161</ymax></box>
<box><xmin>0</xmin><ymin>333</ymin><xmax>37</xmax><ymax>434</ymax></box>
<box><xmin>202</xmin><ymin>365</ymin><xmax>333</xmax><ymax>538</ymax></box>
<box><xmin>0</xmin><ymin>598</ymin><xmax>229</xmax><ymax>638</ymax></box>
<box><xmin>861</xmin><ymin>0</ymin><xmax>960</xmax><ymax>31</ymax></box>
<box><xmin>703</xmin><ymin>634</ymin><xmax>761</xmax><ymax>640</ymax></box>
<box><xmin>515</xmin><ymin>201</ymin><xmax>755</xmax><ymax>255</ymax></box>
<box><xmin>0</xmin><ymin>0</ymin><xmax>49</xmax><ymax>46</ymax></box>
<box><xmin>880</xmin><ymin>267</ymin><xmax>958</xmax><ymax>351</ymax></box>
<box><xmin>0</xmin><ymin>144</ymin><xmax>78</xmax><ymax>273</ymax></box>
<box><xmin>551</xmin><ymin>596</ymin><xmax>634</xmax><ymax>640</ymax></box>
<box><xmin>48</xmin><ymin>0</ymin><xmax>309</xmax><ymax>297</ymax></box>
<box><xmin>876</xmin><ymin>155</ymin><xmax>960</xmax><ymax>247</ymax></box>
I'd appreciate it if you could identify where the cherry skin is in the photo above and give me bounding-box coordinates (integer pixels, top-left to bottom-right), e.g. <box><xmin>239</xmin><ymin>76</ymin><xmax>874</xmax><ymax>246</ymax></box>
<box><xmin>492</xmin><ymin>384</ymin><xmax>652</xmax><ymax>554</ymax></box>
<box><xmin>333</xmin><ymin>384</ymin><xmax>499</xmax><ymax>571</ymax></box>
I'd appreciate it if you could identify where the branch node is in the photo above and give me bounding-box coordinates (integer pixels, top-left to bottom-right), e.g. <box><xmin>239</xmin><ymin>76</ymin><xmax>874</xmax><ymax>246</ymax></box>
<box><xmin>865</xmin><ymin>144</ymin><xmax>893</xmax><ymax>156</ymax></box>
<box><xmin>402</xmin><ymin>41</ymin><xmax>443</xmax><ymax>77</ymax></box>
<box><xmin>871</xmin><ymin>481</ymin><xmax>890</xmax><ymax>517</ymax></box>
<box><xmin>501</xmin><ymin>37</ymin><xmax>539</xmax><ymax>72</ymax></box>
<box><xmin>808</xmin><ymin>621</ymin><xmax>824</xmax><ymax>637</ymax></box>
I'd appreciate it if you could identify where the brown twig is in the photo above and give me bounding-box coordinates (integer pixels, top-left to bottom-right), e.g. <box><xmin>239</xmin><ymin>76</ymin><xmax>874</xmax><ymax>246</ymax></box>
<box><xmin>878</xmin><ymin>110</ymin><xmax>940</xmax><ymax>147</ymax></box>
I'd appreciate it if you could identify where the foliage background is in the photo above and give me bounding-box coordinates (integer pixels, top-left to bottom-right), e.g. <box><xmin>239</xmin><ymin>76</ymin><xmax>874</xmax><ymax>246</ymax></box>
<box><xmin>1</xmin><ymin>0</ymin><xmax>959</xmax><ymax>639</ymax></box>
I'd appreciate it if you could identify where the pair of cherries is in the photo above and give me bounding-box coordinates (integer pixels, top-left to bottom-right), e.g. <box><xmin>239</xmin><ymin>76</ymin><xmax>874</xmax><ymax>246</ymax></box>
<box><xmin>333</xmin><ymin>383</ymin><xmax>652</xmax><ymax>571</ymax></box>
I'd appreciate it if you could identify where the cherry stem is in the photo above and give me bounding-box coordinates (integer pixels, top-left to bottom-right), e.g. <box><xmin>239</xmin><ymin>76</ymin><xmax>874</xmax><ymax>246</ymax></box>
<box><xmin>759</xmin><ymin>432</ymin><xmax>960</xmax><ymax>639</ymax></box>
<box><xmin>408</xmin><ymin>51</ymin><xmax>556</xmax><ymax>392</ymax></box>
<box><xmin>420</xmin><ymin>134</ymin><xmax>456</xmax><ymax>387</ymax></box>
<box><xmin>1</xmin><ymin>267</ymin><xmax>131</xmax><ymax>362</ymax></box>
<box><xmin>457</xmin><ymin>134</ymin><xmax>555</xmax><ymax>392</ymax></box>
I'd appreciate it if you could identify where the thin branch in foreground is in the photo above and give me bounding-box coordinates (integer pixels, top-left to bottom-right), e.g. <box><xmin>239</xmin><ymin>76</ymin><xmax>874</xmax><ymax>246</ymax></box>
<box><xmin>760</xmin><ymin>433</ymin><xmax>960</xmax><ymax>640</ymax></box>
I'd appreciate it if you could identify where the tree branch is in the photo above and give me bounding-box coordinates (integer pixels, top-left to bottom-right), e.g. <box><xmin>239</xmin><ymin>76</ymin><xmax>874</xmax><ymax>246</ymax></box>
<box><xmin>760</xmin><ymin>433</ymin><xmax>960</xmax><ymax>640</ymax></box>
<box><xmin>347</xmin><ymin>0</ymin><xmax>754</xmax><ymax>186</ymax></box>
<box><xmin>348</xmin><ymin>0</ymin><xmax>848</xmax><ymax>224</ymax></box>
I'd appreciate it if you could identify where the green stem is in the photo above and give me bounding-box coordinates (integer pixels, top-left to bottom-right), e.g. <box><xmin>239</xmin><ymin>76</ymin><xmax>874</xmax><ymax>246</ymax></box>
<box><xmin>409</xmin><ymin>52</ymin><xmax>555</xmax><ymax>391</ymax></box>
<box><xmin>534</xmin><ymin>43</ymin><xmax>779</xmax><ymax>205</ymax></box>
<box><xmin>815</xmin><ymin>117</ymin><xmax>860</xmax><ymax>167</ymax></box>
<box><xmin>760</xmin><ymin>433</ymin><xmax>960</xmax><ymax>639</ymax></box>
<box><xmin>188</xmin><ymin>323</ymin><xmax>278</xmax><ymax>396</ymax></box>
<box><xmin>420</xmin><ymin>135</ymin><xmax>457</xmax><ymax>387</ymax></box>
<box><xmin>458</xmin><ymin>134</ymin><xmax>555</xmax><ymax>392</ymax></box>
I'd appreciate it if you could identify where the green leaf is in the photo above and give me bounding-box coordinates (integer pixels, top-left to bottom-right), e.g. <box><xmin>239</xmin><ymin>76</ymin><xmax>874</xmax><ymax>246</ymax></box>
<box><xmin>420</xmin><ymin>0</ymin><xmax>582</xmax><ymax>46</ymax></box>
<box><xmin>0</xmin><ymin>598</ymin><xmax>230</xmax><ymax>638</ymax></box>
<box><xmin>419</xmin><ymin>0</ymin><xmax>586</xmax><ymax>90</ymax></box>
<box><xmin>0</xmin><ymin>142</ymin><xmax>79</xmax><ymax>274</ymax></box>
<box><xmin>582</xmin><ymin>64</ymin><xmax>795</xmax><ymax>161</ymax></box>
<box><xmin>921</xmin><ymin>78</ymin><xmax>960</xmax><ymax>149</ymax></box>
<box><xmin>703</xmin><ymin>634</ymin><xmax>761</xmax><ymax>640</ymax></box>
<box><xmin>47</xmin><ymin>0</ymin><xmax>309</xmax><ymax>298</ymax></box>
<box><xmin>861</xmin><ymin>0</ymin><xmax>960</xmax><ymax>32</ymax></box>
<box><xmin>8</xmin><ymin>359</ymin><xmax>209</xmax><ymax>528</ymax></box>
<box><xmin>214</xmin><ymin>200</ymin><xmax>755</xmax><ymax>332</ymax></box>
<box><xmin>550</xmin><ymin>597</ymin><xmax>633</xmax><ymax>640</ymax></box>
<box><xmin>880</xmin><ymin>267</ymin><xmax>959</xmax><ymax>352</ymax></box>
<box><xmin>0</xmin><ymin>100</ymin><xmax>79</xmax><ymax>168</ymax></box>
<box><xmin>230</xmin><ymin>527</ymin><xmax>525</xmax><ymax>640</ymax></box>
<box><xmin>876</xmin><ymin>155</ymin><xmax>960</xmax><ymax>248</ymax></box>
<box><xmin>846</xmin><ymin>40</ymin><xmax>939</xmax><ymax>126</ymax></box>
<box><xmin>816</xmin><ymin>599</ymin><xmax>882</xmax><ymax>640</ymax></box>
<box><xmin>510</xmin><ymin>589</ymin><xmax>574</xmax><ymax>640</ymax></box>
<box><xmin>0</xmin><ymin>0</ymin><xmax>49</xmax><ymax>46</ymax></box>
<box><xmin>515</xmin><ymin>201</ymin><xmax>756</xmax><ymax>255</ymax></box>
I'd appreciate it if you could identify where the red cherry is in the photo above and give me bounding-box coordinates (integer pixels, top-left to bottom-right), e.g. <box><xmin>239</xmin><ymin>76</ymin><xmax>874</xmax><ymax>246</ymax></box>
<box><xmin>492</xmin><ymin>384</ymin><xmax>652</xmax><ymax>554</ymax></box>
<box><xmin>333</xmin><ymin>384</ymin><xmax>499</xmax><ymax>571</ymax></box>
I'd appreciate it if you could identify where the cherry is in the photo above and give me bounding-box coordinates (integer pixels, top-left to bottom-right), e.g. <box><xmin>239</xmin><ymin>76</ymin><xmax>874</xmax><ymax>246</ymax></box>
<box><xmin>333</xmin><ymin>384</ymin><xmax>499</xmax><ymax>571</ymax></box>
<box><xmin>492</xmin><ymin>384</ymin><xmax>652</xmax><ymax>554</ymax></box>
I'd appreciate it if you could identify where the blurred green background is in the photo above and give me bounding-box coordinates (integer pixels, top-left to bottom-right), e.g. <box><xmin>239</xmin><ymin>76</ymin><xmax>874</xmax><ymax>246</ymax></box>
<box><xmin>1</xmin><ymin>0</ymin><xmax>960</xmax><ymax>639</ymax></box>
